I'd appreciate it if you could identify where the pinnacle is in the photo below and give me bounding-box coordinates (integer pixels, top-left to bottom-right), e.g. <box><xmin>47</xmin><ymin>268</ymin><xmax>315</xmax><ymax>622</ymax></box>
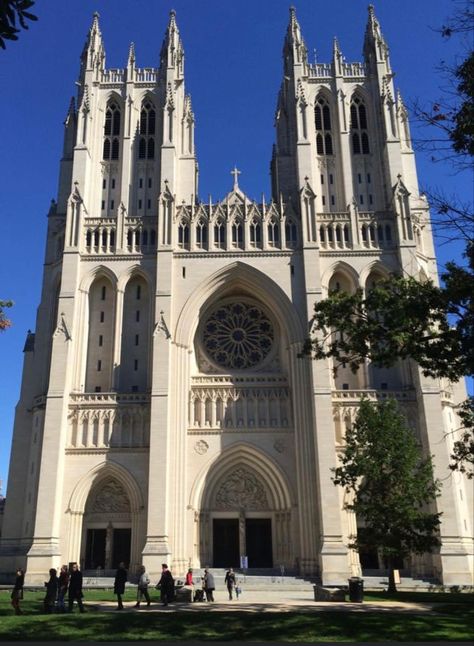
<box><xmin>128</xmin><ymin>41</ymin><xmax>136</xmax><ymax>65</ymax></box>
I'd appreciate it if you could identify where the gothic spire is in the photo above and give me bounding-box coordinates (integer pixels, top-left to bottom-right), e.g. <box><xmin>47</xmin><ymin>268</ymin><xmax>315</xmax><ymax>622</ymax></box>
<box><xmin>283</xmin><ymin>6</ymin><xmax>308</xmax><ymax>72</ymax></box>
<box><xmin>332</xmin><ymin>36</ymin><xmax>343</xmax><ymax>75</ymax></box>
<box><xmin>160</xmin><ymin>9</ymin><xmax>184</xmax><ymax>78</ymax></box>
<box><xmin>127</xmin><ymin>42</ymin><xmax>136</xmax><ymax>68</ymax></box>
<box><xmin>81</xmin><ymin>12</ymin><xmax>106</xmax><ymax>73</ymax></box>
<box><xmin>363</xmin><ymin>4</ymin><xmax>391</xmax><ymax>73</ymax></box>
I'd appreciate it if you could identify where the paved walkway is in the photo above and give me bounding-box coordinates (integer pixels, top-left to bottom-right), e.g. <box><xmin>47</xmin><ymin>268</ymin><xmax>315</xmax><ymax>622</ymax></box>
<box><xmin>92</xmin><ymin>594</ymin><xmax>435</xmax><ymax>614</ymax></box>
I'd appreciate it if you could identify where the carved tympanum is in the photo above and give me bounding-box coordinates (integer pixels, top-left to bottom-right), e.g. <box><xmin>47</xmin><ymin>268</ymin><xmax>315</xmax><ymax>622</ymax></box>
<box><xmin>89</xmin><ymin>479</ymin><xmax>131</xmax><ymax>513</ymax></box>
<box><xmin>215</xmin><ymin>467</ymin><xmax>268</xmax><ymax>510</ymax></box>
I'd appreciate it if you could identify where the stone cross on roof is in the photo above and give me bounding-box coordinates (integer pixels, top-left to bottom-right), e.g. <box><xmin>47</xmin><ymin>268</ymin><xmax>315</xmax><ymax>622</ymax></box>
<box><xmin>231</xmin><ymin>166</ymin><xmax>241</xmax><ymax>190</ymax></box>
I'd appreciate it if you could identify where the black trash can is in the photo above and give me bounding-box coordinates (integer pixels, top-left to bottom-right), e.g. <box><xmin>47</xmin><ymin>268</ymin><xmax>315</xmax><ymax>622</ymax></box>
<box><xmin>348</xmin><ymin>577</ymin><xmax>364</xmax><ymax>602</ymax></box>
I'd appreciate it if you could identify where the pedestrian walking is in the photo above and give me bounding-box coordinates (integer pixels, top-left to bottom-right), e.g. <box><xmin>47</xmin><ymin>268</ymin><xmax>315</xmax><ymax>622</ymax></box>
<box><xmin>135</xmin><ymin>565</ymin><xmax>151</xmax><ymax>608</ymax></box>
<box><xmin>156</xmin><ymin>563</ymin><xmax>174</xmax><ymax>606</ymax></box>
<box><xmin>57</xmin><ymin>565</ymin><xmax>69</xmax><ymax>612</ymax></box>
<box><xmin>43</xmin><ymin>568</ymin><xmax>59</xmax><ymax>613</ymax></box>
<box><xmin>224</xmin><ymin>567</ymin><xmax>236</xmax><ymax>600</ymax></box>
<box><xmin>203</xmin><ymin>568</ymin><xmax>215</xmax><ymax>602</ymax></box>
<box><xmin>10</xmin><ymin>568</ymin><xmax>24</xmax><ymax>615</ymax></box>
<box><xmin>114</xmin><ymin>562</ymin><xmax>128</xmax><ymax>610</ymax></box>
<box><xmin>68</xmin><ymin>563</ymin><xmax>85</xmax><ymax>613</ymax></box>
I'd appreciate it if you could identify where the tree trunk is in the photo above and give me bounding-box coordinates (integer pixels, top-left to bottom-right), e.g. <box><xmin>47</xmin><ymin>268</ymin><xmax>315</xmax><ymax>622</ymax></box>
<box><xmin>387</xmin><ymin>557</ymin><xmax>397</xmax><ymax>594</ymax></box>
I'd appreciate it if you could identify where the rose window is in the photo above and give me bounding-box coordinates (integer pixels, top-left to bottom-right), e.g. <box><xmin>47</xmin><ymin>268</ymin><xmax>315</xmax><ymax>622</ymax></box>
<box><xmin>202</xmin><ymin>302</ymin><xmax>274</xmax><ymax>369</ymax></box>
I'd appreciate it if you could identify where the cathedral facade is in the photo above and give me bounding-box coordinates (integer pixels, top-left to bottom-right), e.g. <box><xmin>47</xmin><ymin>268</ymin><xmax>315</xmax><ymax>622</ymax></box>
<box><xmin>1</xmin><ymin>7</ymin><xmax>472</xmax><ymax>585</ymax></box>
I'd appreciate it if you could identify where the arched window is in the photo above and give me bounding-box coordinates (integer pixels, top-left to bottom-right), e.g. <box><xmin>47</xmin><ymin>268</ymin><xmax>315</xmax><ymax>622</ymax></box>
<box><xmin>103</xmin><ymin>102</ymin><xmax>121</xmax><ymax>160</ymax></box>
<box><xmin>178</xmin><ymin>220</ymin><xmax>190</xmax><ymax>248</ymax></box>
<box><xmin>139</xmin><ymin>101</ymin><xmax>156</xmax><ymax>160</ymax></box>
<box><xmin>196</xmin><ymin>219</ymin><xmax>208</xmax><ymax>248</ymax></box>
<box><xmin>249</xmin><ymin>218</ymin><xmax>261</xmax><ymax>247</ymax></box>
<box><xmin>315</xmin><ymin>97</ymin><xmax>333</xmax><ymax>156</ymax></box>
<box><xmin>267</xmin><ymin>218</ymin><xmax>280</xmax><ymax>246</ymax></box>
<box><xmin>350</xmin><ymin>96</ymin><xmax>370</xmax><ymax>155</ymax></box>
<box><xmin>285</xmin><ymin>220</ymin><xmax>297</xmax><ymax>247</ymax></box>
<box><xmin>232</xmin><ymin>221</ymin><xmax>243</xmax><ymax>247</ymax></box>
<box><xmin>214</xmin><ymin>220</ymin><xmax>225</xmax><ymax>249</ymax></box>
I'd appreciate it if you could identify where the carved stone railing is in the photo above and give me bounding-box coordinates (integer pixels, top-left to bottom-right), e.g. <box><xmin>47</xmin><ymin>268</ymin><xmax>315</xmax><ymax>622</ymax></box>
<box><xmin>189</xmin><ymin>376</ymin><xmax>293</xmax><ymax>432</ymax></box>
<box><xmin>135</xmin><ymin>68</ymin><xmax>158</xmax><ymax>83</ymax></box>
<box><xmin>308</xmin><ymin>61</ymin><xmax>366</xmax><ymax>80</ymax></box>
<box><xmin>316</xmin><ymin>211</ymin><xmax>396</xmax><ymax>251</ymax></box>
<box><xmin>68</xmin><ymin>392</ymin><xmax>150</xmax><ymax>449</ymax></box>
<box><xmin>82</xmin><ymin>217</ymin><xmax>157</xmax><ymax>255</ymax></box>
<box><xmin>331</xmin><ymin>389</ymin><xmax>417</xmax><ymax>444</ymax></box>
<box><xmin>101</xmin><ymin>68</ymin><xmax>125</xmax><ymax>84</ymax></box>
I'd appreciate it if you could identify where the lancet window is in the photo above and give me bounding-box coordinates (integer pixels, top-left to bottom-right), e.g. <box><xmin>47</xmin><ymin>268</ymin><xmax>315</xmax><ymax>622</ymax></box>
<box><xmin>103</xmin><ymin>102</ymin><xmax>121</xmax><ymax>160</ymax></box>
<box><xmin>249</xmin><ymin>218</ymin><xmax>262</xmax><ymax>247</ymax></box>
<box><xmin>315</xmin><ymin>97</ymin><xmax>333</xmax><ymax>155</ymax></box>
<box><xmin>178</xmin><ymin>219</ymin><xmax>190</xmax><ymax>249</ymax></box>
<box><xmin>138</xmin><ymin>101</ymin><xmax>156</xmax><ymax>160</ymax></box>
<box><xmin>231</xmin><ymin>221</ymin><xmax>243</xmax><ymax>248</ymax></box>
<box><xmin>285</xmin><ymin>220</ymin><xmax>297</xmax><ymax>247</ymax></box>
<box><xmin>196</xmin><ymin>219</ymin><xmax>208</xmax><ymax>248</ymax></box>
<box><xmin>213</xmin><ymin>220</ymin><xmax>225</xmax><ymax>249</ymax></box>
<box><xmin>267</xmin><ymin>218</ymin><xmax>280</xmax><ymax>247</ymax></box>
<box><xmin>350</xmin><ymin>96</ymin><xmax>370</xmax><ymax>155</ymax></box>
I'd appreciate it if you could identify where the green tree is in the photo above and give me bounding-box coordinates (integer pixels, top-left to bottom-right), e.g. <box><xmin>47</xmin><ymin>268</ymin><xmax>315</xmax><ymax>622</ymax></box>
<box><xmin>0</xmin><ymin>299</ymin><xmax>13</xmax><ymax>331</ymax></box>
<box><xmin>332</xmin><ymin>398</ymin><xmax>441</xmax><ymax>593</ymax></box>
<box><xmin>0</xmin><ymin>0</ymin><xmax>37</xmax><ymax>49</ymax></box>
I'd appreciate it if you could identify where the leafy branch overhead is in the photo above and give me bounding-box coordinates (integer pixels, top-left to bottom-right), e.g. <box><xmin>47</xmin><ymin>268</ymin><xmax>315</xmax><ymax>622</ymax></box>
<box><xmin>0</xmin><ymin>299</ymin><xmax>13</xmax><ymax>331</ymax></box>
<box><xmin>304</xmin><ymin>255</ymin><xmax>473</xmax><ymax>382</ymax></box>
<box><xmin>0</xmin><ymin>0</ymin><xmax>37</xmax><ymax>49</ymax></box>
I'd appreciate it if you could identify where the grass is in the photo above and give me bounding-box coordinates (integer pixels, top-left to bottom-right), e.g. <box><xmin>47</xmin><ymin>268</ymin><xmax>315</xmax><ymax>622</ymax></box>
<box><xmin>0</xmin><ymin>590</ymin><xmax>473</xmax><ymax>642</ymax></box>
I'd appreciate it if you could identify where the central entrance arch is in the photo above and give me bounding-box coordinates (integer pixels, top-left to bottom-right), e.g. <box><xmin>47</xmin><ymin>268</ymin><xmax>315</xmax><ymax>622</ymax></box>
<box><xmin>192</xmin><ymin>444</ymin><xmax>294</xmax><ymax>569</ymax></box>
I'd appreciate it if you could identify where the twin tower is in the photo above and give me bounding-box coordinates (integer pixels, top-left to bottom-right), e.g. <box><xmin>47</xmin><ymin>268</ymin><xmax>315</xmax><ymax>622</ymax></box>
<box><xmin>1</xmin><ymin>7</ymin><xmax>472</xmax><ymax>585</ymax></box>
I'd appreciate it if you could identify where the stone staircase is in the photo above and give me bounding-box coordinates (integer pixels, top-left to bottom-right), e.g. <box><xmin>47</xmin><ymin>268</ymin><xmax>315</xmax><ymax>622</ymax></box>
<box><xmin>81</xmin><ymin>568</ymin><xmax>315</xmax><ymax>590</ymax></box>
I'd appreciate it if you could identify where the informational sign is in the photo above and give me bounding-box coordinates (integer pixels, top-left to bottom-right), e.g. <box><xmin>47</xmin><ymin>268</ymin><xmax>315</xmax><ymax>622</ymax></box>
<box><xmin>240</xmin><ymin>555</ymin><xmax>248</xmax><ymax>569</ymax></box>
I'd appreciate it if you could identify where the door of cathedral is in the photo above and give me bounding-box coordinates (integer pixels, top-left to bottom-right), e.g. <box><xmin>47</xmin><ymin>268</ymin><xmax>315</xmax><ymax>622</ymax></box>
<box><xmin>112</xmin><ymin>529</ymin><xmax>131</xmax><ymax>568</ymax></box>
<box><xmin>85</xmin><ymin>529</ymin><xmax>106</xmax><ymax>569</ymax></box>
<box><xmin>213</xmin><ymin>519</ymin><xmax>240</xmax><ymax>567</ymax></box>
<box><xmin>246</xmin><ymin>519</ymin><xmax>273</xmax><ymax>567</ymax></box>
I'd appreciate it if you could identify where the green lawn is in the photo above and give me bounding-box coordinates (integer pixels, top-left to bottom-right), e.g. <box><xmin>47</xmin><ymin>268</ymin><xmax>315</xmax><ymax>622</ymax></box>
<box><xmin>0</xmin><ymin>590</ymin><xmax>472</xmax><ymax>642</ymax></box>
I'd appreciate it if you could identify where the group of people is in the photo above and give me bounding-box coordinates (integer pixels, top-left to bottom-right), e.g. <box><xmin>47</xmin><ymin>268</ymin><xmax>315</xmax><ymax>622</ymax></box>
<box><xmin>10</xmin><ymin>563</ymin><xmax>84</xmax><ymax>615</ymax></box>
<box><xmin>11</xmin><ymin>563</ymin><xmax>242</xmax><ymax>614</ymax></box>
<box><xmin>185</xmin><ymin>567</ymin><xmax>241</xmax><ymax>602</ymax></box>
<box><xmin>113</xmin><ymin>562</ymin><xmax>175</xmax><ymax>609</ymax></box>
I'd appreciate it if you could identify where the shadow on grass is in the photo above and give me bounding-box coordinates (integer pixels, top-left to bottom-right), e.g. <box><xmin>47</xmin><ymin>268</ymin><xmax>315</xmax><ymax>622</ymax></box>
<box><xmin>0</xmin><ymin>609</ymin><xmax>473</xmax><ymax>642</ymax></box>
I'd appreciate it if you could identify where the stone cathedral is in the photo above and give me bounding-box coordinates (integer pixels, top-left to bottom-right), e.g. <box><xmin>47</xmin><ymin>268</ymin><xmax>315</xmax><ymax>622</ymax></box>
<box><xmin>1</xmin><ymin>6</ymin><xmax>472</xmax><ymax>585</ymax></box>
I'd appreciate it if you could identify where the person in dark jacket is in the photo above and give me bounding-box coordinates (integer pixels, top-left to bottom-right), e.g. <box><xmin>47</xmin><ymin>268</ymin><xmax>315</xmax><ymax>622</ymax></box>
<box><xmin>57</xmin><ymin>565</ymin><xmax>69</xmax><ymax>612</ymax></box>
<box><xmin>43</xmin><ymin>568</ymin><xmax>59</xmax><ymax>613</ymax></box>
<box><xmin>68</xmin><ymin>563</ymin><xmax>85</xmax><ymax>613</ymax></box>
<box><xmin>114</xmin><ymin>562</ymin><xmax>128</xmax><ymax>609</ymax></box>
<box><xmin>10</xmin><ymin>568</ymin><xmax>24</xmax><ymax>615</ymax></box>
<box><xmin>156</xmin><ymin>563</ymin><xmax>174</xmax><ymax>606</ymax></box>
<box><xmin>204</xmin><ymin>568</ymin><xmax>215</xmax><ymax>602</ymax></box>
<box><xmin>224</xmin><ymin>567</ymin><xmax>236</xmax><ymax>600</ymax></box>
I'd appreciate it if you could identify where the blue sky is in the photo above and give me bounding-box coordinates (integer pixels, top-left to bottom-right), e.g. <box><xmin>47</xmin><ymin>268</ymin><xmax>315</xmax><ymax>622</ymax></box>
<box><xmin>0</xmin><ymin>0</ymin><xmax>471</xmax><ymax>492</ymax></box>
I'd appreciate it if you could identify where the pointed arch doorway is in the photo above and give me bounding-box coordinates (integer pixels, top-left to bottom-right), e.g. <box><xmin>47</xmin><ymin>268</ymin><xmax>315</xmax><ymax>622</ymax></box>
<box><xmin>195</xmin><ymin>446</ymin><xmax>293</xmax><ymax>570</ymax></box>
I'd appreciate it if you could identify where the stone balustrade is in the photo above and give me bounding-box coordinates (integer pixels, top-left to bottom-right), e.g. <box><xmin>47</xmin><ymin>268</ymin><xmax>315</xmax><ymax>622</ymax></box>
<box><xmin>189</xmin><ymin>376</ymin><xmax>292</xmax><ymax>432</ymax></box>
<box><xmin>68</xmin><ymin>392</ymin><xmax>150</xmax><ymax>449</ymax></box>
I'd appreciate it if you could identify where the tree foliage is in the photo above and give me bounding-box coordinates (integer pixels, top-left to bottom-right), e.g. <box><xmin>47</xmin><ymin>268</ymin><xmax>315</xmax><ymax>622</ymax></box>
<box><xmin>0</xmin><ymin>299</ymin><xmax>13</xmax><ymax>331</ymax></box>
<box><xmin>0</xmin><ymin>0</ymin><xmax>37</xmax><ymax>49</ymax></box>
<box><xmin>333</xmin><ymin>398</ymin><xmax>441</xmax><ymax>593</ymax></box>
<box><xmin>304</xmin><ymin>262</ymin><xmax>473</xmax><ymax>382</ymax></box>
